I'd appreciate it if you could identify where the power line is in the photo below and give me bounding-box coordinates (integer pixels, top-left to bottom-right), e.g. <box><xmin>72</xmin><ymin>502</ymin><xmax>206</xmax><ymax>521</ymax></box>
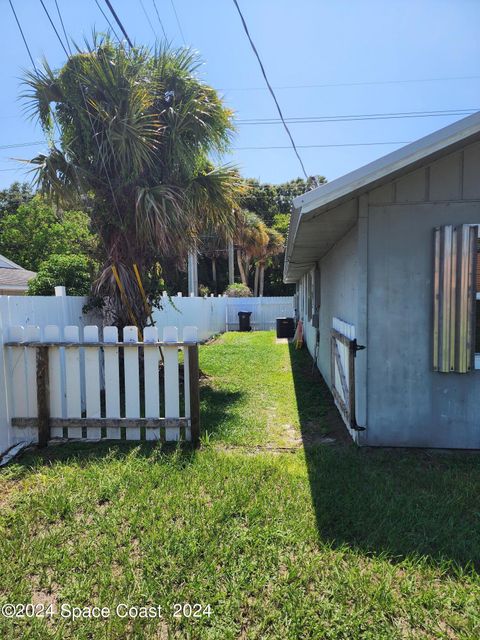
<box><xmin>39</xmin><ymin>0</ymin><xmax>68</xmax><ymax>56</ymax></box>
<box><xmin>222</xmin><ymin>74</ymin><xmax>480</xmax><ymax>92</ymax></box>
<box><xmin>151</xmin><ymin>0</ymin><xmax>167</xmax><ymax>39</ymax></box>
<box><xmin>8</xmin><ymin>0</ymin><xmax>38</xmax><ymax>71</ymax></box>
<box><xmin>232</xmin><ymin>0</ymin><xmax>309</xmax><ymax>180</ymax></box>
<box><xmin>0</xmin><ymin>139</ymin><xmax>414</xmax><ymax>152</ymax></box>
<box><xmin>169</xmin><ymin>0</ymin><xmax>185</xmax><ymax>43</ymax></box>
<box><xmin>139</xmin><ymin>0</ymin><xmax>157</xmax><ymax>39</ymax></box>
<box><xmin>0</xmin><ymin>141</ymin><xmax>49</xmax><ymax>150</ymax></box>
<box><xmin>0</xmin><ymin>107</ymin><xmax>477</xmax><ymax>124</ymax></box>
<box><xmin>234</xmin><ymin>141</ymin><xmax>412</xmax><ymax>150</ymax></box>
<box><xmin>103</xmin><ymin>0</ymin><xmax>133</xmax><ymax>47</ymax></box>
<box><xmin>236</xmin><ymin>108</ymin><xmax>479</xmax><ymax>125</ymax></box>
<box><xmin>94</xmin><ymin>0</ymin><xmax>121</xmax><ymax>41</ymax></box>
<box><xmin>39</xmin><ymin>0</ymin><xmax>126</xmax><ymax>237</ymax></box>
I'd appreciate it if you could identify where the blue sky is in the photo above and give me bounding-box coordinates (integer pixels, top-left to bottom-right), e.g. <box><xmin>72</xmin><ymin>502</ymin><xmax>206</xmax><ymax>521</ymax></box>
<box><xmin>0</xmin><ymin>0</ymin><xmax>479</xmax><ymax>188</ymax></box>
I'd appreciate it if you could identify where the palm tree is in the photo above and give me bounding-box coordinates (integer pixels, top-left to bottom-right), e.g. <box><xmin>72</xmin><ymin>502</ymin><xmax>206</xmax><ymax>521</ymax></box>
<box><xmin>200</xmin><ymin>228</ymin><xmax>227</xmax><ymax>294</ymax></box>
<box><xmin>233</xmin><ymin>210</ymin><xmax>268</xmax><ymax>289</ymax></box>
<box><xmin>257</xmin><ymin>227</ymin><xmax>284</xmax><ymax>296</ymax></box>
<box><xmin>24</xmin><ymin>36</ymin><xmax>242</xmax><ymax>326</ymax></box>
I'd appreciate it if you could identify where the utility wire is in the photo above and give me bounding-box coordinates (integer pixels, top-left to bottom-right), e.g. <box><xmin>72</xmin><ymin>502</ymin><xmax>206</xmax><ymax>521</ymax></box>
<box><xmin>0</xmin><ymin>139</ymin><xmax>418</xmax><ymax>152</ymax></box>
<box><xmin>232</xmin><ymin>0</ymin><xmax>309</xmax><ymax>180</ymax></box>
<box><xmin>234</xmin><ymin>141</ymin><xmax>412</xmax><ymax>150</ymax></box>
<box><xmin>39</xmin><ymin>0</ymin><xmax>68</xmax><ymax>56</ymax></box>
<box><xmin>139</xmin><ymin>0</ymin><xmax>157</xmax><ymax>39</ymax></box>
<box><xmin>0</xmin><ymin>106</ymin><xmax>477</xmax><ymax>123</ymax></box>
<box><xmin>237</xmin><ymin>108</ymin><xmax>479</xmax><ymax>125</ymax></box>
<box><xmin>0</xmin><ymin>141</ymin><xmax>50</xmax><ymax>150</ymax></box>
<box><xmin>223</xmin><ymin>74</ymin><xmax>480</xmax><ymax>92</ymax></box>
<box><xmin>8</xmin><ymin>0</ymin><xmax>38</xmax><ymax>71</ymax></box>
<box><xmin>94</xmin><ymin>0</ymin><xmax>121</xmax><ymax>41</ymax></box>
<box><xmin>151</xmin><ymin>0</ymin><xmax>167</xmax><ymax>39</ymax></box>
<box><xmin>169</xmin><ymin>0</ymin><xmax>185</xmax><ymax>43</ymax></box>
<box><xmin>104</xmin><ymin>0</ymin><xmax>133</xmax><ymax>47</ymax></box>
<box><xmin>39</xmin><ymin>0</ymin><xmax>126</xmax><ymax>237</ymax></box>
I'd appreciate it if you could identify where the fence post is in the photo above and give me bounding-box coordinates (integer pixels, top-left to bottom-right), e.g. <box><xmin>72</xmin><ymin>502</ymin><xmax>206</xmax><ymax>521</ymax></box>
<box><xmin>36</xmin><ymin>346</ymin><xmax>50</xmax><ymax>448</ymax></box>
<box><xmin>188</xmin><ymin>344</ymin><xmax>200</xmax><ymax>446</ymax></box>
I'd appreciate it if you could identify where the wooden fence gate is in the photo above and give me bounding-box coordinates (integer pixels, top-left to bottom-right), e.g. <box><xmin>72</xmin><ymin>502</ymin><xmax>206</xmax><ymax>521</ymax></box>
<box><xmin>4</xmin><ymin>324</ymin><xmax>200</xmax><ymax>447</ymax></box>
<box><xmin>330</xmin><ymin>318</ymin><xmax>365</xmax><ymax>432</ymax></box>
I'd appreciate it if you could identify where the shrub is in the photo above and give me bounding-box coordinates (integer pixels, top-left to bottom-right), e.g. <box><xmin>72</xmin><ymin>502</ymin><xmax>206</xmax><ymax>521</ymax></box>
<box><xmin>27</xmin><ymin>254</ymin><xmax>94</xmax><ymax>296</ymax></box>
<box><xmin>224</xmin><ymin>283</ymin><xmax>252</xmax><ymax>297</ymax></box>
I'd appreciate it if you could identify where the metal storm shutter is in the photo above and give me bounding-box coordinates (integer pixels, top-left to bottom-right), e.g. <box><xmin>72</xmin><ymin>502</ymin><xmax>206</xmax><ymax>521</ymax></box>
<box><xmin>433</xmin><ymin>224</ymin><xmax>478</xmax><ymax>372</ymax></box>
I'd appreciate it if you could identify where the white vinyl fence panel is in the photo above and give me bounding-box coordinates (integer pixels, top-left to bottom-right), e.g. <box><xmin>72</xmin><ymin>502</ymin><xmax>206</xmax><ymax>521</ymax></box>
<box><xmin>153</xmin><ymin>295</ymin><xmax>294</xmax><ymax>338</ymax></box>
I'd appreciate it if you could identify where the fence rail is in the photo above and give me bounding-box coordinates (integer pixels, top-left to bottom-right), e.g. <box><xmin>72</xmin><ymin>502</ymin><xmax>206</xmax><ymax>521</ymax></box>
<box><xmin>4</xmin><ymin>324</ymin><xmax>200</xmax><ymax>447</ymax></box>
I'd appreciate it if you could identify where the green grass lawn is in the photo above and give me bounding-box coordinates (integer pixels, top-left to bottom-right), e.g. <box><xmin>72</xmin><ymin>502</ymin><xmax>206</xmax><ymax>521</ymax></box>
<box><xmin>1</xmin><ymin>332</ymin><xmax>480</xmax><ymax>639</ymax></box>
<box><xmin>199</xmin><ymin>331</ymin><xmax>330</xmax><ymax>446</ymax></box>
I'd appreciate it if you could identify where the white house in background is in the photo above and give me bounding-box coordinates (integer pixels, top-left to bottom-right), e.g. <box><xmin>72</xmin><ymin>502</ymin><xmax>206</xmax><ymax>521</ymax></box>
<box><xmin>285</xmin><ymin>112</ymin><xmax>480</xmax><ymax>449</ymax></box>
<box><xmin>0</xmin><ymin>255</ymin><xmax>36</xmax><ymax>295</ymax></box>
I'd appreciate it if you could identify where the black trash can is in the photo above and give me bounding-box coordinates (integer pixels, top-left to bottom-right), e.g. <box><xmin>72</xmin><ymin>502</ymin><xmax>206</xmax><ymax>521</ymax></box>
<box><xmin>276</xmin><ymin>317</ymin><xmax>295</xmax><ymax>339</ymax></box>
<box><xmin>238</xmin><ymin>311</ymin><xmax>252</xmax><ymax>332</ymax></box>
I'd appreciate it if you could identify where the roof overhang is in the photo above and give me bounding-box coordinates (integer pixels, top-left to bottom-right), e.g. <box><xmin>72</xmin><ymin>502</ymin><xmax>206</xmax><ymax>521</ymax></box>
<box><xmin>284</xmin><ymin>111</ymin><xmax>480</xmax><ymax>283</ymax></box>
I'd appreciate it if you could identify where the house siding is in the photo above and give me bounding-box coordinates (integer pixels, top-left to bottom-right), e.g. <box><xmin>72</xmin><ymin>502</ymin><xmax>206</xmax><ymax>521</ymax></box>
<box><xmin>365</xmin><ymin>141</ymin><xmax>480</xmax><ymax>447</ymax></box>
<box><xmin>297</xmin><ymin>225</ymin><xmax>361</xmax><ymax>440</ymax></box>
<box><xmin>295</xmin><ymin>139</ymin><xmax>480</xmax><ymax>448</ymax></box>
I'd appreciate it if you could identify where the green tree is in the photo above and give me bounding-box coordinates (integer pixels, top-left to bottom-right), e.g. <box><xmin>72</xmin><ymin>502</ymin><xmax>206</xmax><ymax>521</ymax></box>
<box><xmin>241</xmin><ymin>176</ymin><xmax>325</xmax><ymax>224</ymax></box>
<box><xmin>0</xmin><ymin>182</ymin><xmax>33</xmax><ymax>219</ymax></box>
<box><xmin>254</xmin><ymin>227</ymin><xmax>284</xmax><ymax>297</ymax></box>
<box><xmin>233</xmin><ymin>210</ymin><xmax>268</xmax><ymax>287</ymax></box>
<box><xmin>0</xmin><ymin>195</ymin><xmax>97</xmax><ymax>271</ymax></box>
<box><xmin>239</xmin><ymin>177</ymin><xmax>326</xmax><ymax>295</ymax></box>
<box><xmin>27</xmin><ymin>254</ymin><xmax>93</xmax><ymax>296</ymax></box>
<box><xmin>25</xmin><ymin>36</ymin><xmax>242</xmax><ymax>326</ymax></box>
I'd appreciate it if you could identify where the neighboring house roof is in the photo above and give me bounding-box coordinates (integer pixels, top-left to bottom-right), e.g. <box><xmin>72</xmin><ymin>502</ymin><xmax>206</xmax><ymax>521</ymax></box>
<box><xmin>284</xmin><ymin>111</ymin><xmax>480</xmax><ymax>283</ymax></box>
<box><xmin>0</xmin><ymin>254</ymin><xmax>36</xmax><ymax>291</ymax></box>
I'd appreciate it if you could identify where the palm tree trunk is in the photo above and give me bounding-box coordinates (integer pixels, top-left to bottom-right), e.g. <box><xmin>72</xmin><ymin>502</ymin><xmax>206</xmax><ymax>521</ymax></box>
<box><xmin>211</xmin><ymin>256</ymin><xmax>217</xmax><ymax>293</ymax></box>
<box><xmin>259</xmin><ymin>263</ymin><xmax>265</xmax><ymax>297</ymax></box>
<box><xmin>245</xmin><ymin>257</ymin><xmax>251</xmax><ymax>287</ymax></box>
<box><xmin>254</xmin><ymin>264</ymin><xmax>260</xmax><ymax>297</ymax></box>
<box><xmin>237</xmin><ymin>249</ymin><xmax>247</xmax><ymax>285</ymax></box>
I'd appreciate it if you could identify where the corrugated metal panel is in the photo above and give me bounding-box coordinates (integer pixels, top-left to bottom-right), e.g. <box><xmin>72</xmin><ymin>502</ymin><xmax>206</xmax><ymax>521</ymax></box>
<box><xmin>433</xmin><ymin>224</ymin><xmax>478</xmax><ymax>373</ymax></box>
<box><xmin>477</xmin><ymin>238</ymin><xmax>480</xmax><ymax>292</ymax></box>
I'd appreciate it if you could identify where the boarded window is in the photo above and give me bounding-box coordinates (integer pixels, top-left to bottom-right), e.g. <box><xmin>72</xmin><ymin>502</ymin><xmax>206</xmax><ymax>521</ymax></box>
<box><xmin>476</xmin><ymin>238</ymin><xmax>480</xmax><ymax>356</ymax></box>
<box><xmin>433</xmin><ymin>224</ymin><xmax>478</xmax><ymax>373</ymax></box>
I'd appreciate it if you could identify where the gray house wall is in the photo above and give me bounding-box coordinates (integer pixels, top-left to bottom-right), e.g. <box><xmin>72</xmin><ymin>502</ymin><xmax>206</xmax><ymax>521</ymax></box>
<box><xmin>297</xmin><ymin>139</ymin><xmax>480</xmax><ymax>448</ymax></box>
<box><xmin>365</xmin><ymin>141</ymin><xmax>480</xmax><ymax>447</ymax></box>
<box><xmin>297</xmin><ymin>224</ymin><xmax>362</xmax><ymax>441</ymax></box>
<box><xmin>317</xmin><ymin>225</ymin><xmax>359</xmax><ymax>386</ymax></box>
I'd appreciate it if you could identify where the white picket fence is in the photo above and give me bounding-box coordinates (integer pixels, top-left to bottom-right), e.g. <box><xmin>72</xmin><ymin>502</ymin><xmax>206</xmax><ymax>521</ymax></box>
<box><xmin>4</xmin><ymin>324</ymin><xmax>199</xmax><ymax>448</ymax></box>
<box><xmin>0</xmin><ymin>293</ymin><xmax>294</xmax><ymax>454</ymax></box>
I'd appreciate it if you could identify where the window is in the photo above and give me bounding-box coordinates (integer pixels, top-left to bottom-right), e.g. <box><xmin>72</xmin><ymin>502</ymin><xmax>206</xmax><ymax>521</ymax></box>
<box><xmin>307</xmin><ymin>270</ymin><xmax>314</xmax><ymax>321</ymax></box>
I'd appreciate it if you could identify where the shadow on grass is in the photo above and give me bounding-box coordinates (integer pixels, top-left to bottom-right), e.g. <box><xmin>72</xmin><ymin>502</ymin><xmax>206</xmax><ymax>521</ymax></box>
<box><xmin>6</xmin><ymin>440</ymin><xmax>198</xmax><ymax>479</ymax></box>
<box><xmin>289</xmin><ymin>343</ymin><xmax>480</xmax><ymax>571</ymax></box>
<box><xmin>7</xmin><ymin>383</ymin><xmax>245</xmax><ymax>473</ymax></box>
<box><xmin>200</xmin><ymin>383</ymin><xmax>245</xmax><ymax>438</ymax></box>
